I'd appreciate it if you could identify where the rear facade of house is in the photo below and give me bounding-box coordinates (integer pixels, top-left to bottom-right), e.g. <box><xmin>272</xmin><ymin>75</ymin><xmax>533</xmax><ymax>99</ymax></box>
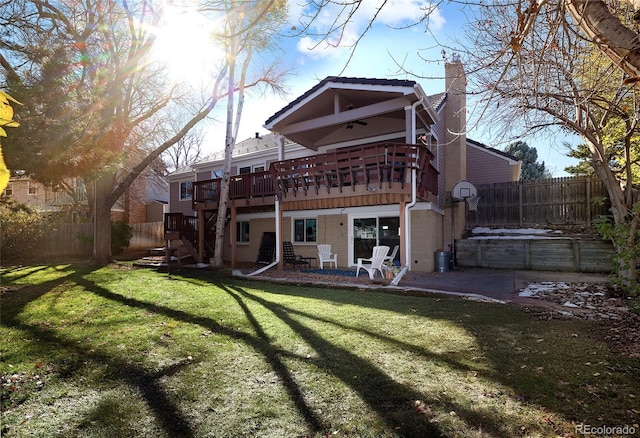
<box><xmin>164</xmin><ymin>60</ymin><xmax>519</xmax><ymax>272</ymax></box>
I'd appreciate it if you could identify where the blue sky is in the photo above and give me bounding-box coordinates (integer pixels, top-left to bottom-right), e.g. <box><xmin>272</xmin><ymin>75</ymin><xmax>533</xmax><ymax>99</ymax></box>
<box><xmin>203</xmin><ymin>0</ymin><xmax>579</xmax><ymax>176</ymax></box>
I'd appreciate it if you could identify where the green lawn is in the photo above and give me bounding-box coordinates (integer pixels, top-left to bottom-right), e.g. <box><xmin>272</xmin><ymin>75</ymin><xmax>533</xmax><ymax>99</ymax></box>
<box><xmin>1</xmin><ymin>264</ymin><xmax>638</xmax><ymax>437</ymax></box>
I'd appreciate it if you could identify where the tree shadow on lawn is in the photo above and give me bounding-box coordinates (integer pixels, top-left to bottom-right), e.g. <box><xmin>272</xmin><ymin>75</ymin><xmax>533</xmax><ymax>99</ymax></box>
<box><xmin>224</xmin><ymin>283</ymin><xmax>526</xmax><ymax>437</ymax></box>
<box><xmin>4</xmin><ymin>267</ymin><xmax>637</xmax><ymax>436</ymax></box>
<box><xmin>216</xmin><ymin>274</ymin><xmax>639</xmax><ymax>431</ymax></box>
<box><xmin>2</xmin><ymin>272</ymin><xmax>197</xmax><ymax>437</ymax></box>
<box><xmin>4</xmin><ymin>269</ymin><xmax>451</xmax><ymax>436</ymax></box>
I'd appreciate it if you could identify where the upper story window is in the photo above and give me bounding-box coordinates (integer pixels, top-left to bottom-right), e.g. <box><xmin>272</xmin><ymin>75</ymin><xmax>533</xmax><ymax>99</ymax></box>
<box><xmin>2</xmin><ymin>183</ymin><xmax>13</xmax><ymax>197</ymax></box>
<box><xmin>253</xmin><ymin>165</ymin><xmax>265</xmax><ymax>172</ymax></box>
<box><xmin>239</xmin><ymin>166</ymin><xmax>251</xmax><ymax>174</ymax></box>
<box><xmin>180</xmin><ymin>181</ymin><xmax>193</xmax><ymax>200</ymax></box>
<box><xmin>294</xmin><ymin>218</ymin><xmax>316</xmax><ymax>243</ymax></box>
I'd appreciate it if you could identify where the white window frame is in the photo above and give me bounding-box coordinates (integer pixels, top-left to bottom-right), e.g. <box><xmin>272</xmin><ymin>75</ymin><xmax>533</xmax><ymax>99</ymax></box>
<box><xmin>236</xmin><ymin>220</ymin><xmax>250</xmax><ymax>244</ymax></box>
<box><xmin>179</xmin><ymin>181</ymin><xmax>193</xmax><ymax>201</ymax></box>
<box><xmin>292</xmin><ymin>217</ymin><xmax>317</xmax><ymax>244</ymax></box>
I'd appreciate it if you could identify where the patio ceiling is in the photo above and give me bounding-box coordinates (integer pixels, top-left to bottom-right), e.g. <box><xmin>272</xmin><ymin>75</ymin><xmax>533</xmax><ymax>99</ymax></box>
<box><xmin>264</xmin><ymin>77</ymin><xmax>439</xmax><ymax>150</ymax></box>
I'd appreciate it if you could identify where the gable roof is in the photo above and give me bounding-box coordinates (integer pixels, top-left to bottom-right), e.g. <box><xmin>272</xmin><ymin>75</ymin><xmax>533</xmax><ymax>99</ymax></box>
<box><xmin>467</xmin><ymin>138</ymin><xmax>520</xmax><ymax>164</ymax></box>
<box><xmin>263</xmin><ymin>76</ymin><xmax>439</xmax><ymax>149</ymax></box>
<box><xmin>264</xmin><ymin>77</ymin><xmax>420</xmax><ymax>126</ymax></box>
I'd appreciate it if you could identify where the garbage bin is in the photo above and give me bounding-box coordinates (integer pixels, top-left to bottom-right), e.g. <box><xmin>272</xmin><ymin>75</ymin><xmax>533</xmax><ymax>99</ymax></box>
<box><xmin>434</xmin><ymin>251</ymin><xmax>451</xmax><ymax>272</ymax></box>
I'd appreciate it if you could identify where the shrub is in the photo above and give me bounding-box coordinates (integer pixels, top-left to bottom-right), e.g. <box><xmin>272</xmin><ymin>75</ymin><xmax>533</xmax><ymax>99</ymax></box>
<box><xmin>111</xmin><ymin>220</ymin><xmax>132</xmax><ymax>255</ymax></box>
<box><xmin>0</xmin><ymin>199</ymin><xmax>51</xmax><ymax>262</ymax></box>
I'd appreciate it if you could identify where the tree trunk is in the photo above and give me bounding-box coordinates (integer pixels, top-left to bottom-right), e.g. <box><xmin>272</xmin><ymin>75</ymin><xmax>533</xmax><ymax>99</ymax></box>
<box><xmin>211</xmin><ymin>47</ymin><xmax>237</xmax><ymax>270</ymax></box>
<box><xmin>92</xmin><ymin>173</ymin><xmax>114</xmax><ymax>266</ymax></box>
<box><xmin>566</xmin><ymin>0</ymin><xmax>640</xmax><ymax>80</ymax></box>
<box><xmin>587</xmin><ymin>140</ymin><xmax>638</xmax><ymax>292</ymax></box>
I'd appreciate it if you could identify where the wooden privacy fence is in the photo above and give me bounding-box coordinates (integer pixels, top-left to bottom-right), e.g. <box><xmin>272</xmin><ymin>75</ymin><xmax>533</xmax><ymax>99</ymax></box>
<box><xmin>466</xmin><ymin>176</ymin><xmax>610</xmax><ymax>227</ymax></box>
<box><xmin>40</xmin><ymin>222</ymin><xmax>164</xmax><ymax>258</ymax></box>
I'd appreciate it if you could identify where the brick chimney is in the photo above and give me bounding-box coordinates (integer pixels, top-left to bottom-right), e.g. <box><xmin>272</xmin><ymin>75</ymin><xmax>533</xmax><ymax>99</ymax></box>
<box><xmin>443</xmin><ymin>57</ymin><xmax>468</xmax><ymax>246</ymax></box>
<box><xmin>444</xmin><ymin>57</ymin><xmax>467</xmax><ymax>191</ymax></box>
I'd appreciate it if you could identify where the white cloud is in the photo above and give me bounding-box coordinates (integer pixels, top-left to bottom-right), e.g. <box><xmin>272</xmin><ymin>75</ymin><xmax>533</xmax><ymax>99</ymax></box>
<box><xmin>289</xmin><ymin>0</ymin><xmax>445</xmax><ymax>60</ymax></box>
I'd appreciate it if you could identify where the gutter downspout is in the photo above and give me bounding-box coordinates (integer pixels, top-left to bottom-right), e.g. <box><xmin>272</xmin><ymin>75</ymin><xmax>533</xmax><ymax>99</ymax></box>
<box><xmin>247</xmin><ymin>135</ymin><xmax>284</xmax><ymax>276</ymax></box>
<box><xmin>403</xmin><ymin>100</ymin><xmax>421</xmax><ymax>270</ymax></box>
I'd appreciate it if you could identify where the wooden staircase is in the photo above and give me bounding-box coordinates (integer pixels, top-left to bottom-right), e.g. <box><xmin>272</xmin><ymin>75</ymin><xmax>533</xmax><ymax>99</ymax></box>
<box><xmin>163</xmin><ymin>212</ymin><xmax>222</xmax><ymax>264</ymax></box>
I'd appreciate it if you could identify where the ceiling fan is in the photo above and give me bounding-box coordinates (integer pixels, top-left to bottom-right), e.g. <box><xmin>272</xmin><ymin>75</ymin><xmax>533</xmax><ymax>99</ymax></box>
<box><xmin>346</xmin><ymin>120</ymin><xmax>368</xmax><ymax>129</ymax></box>
<box><xmin>345</xmin><ymin>104</ymin><xmax>368</xmax><ymax>129</ymax></box>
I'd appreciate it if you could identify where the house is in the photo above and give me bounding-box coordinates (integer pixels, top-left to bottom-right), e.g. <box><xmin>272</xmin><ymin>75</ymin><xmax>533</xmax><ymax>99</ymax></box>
<box><xmin>466</xmin><ymin>139</ymin><xmax>521</xmax><ymax>185</ymax></box>
<box><xmin>1</xmin><ymin>176</ymin><xmax>90</xmax><ymax>222</ymax></box>
<box><xmin>164</xmin><ymin>60</ymin><xmax>519</xmax><ymax>272</ymax></box>
<box><xmin>2</xmin><ymin>171</ymin><xmax>168</xmax><ymax>224</ymax></box>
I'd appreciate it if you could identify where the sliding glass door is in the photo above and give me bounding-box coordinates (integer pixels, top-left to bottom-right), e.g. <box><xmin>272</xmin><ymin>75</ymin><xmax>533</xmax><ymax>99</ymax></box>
<box><xmin>352</xmin><ymin>216</ymin><xmax>400</xmax><ymax>264</ymax></box>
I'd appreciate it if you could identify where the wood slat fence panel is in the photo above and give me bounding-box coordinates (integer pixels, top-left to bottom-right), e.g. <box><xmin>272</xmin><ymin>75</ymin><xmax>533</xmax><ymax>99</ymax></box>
<box><xmin>466</xmin><ymin>176</ymin><xmax>611</xmax><ymax>227</ymax></box>
<box><xmin>41</xmin><ymin>223</ymin><xmax>93</xmax><ymax>257</ymax></box>
<box><xmin>39</xmin><ymin>222</ymin><xmax>164</xmax><ymax>258</ymax></box>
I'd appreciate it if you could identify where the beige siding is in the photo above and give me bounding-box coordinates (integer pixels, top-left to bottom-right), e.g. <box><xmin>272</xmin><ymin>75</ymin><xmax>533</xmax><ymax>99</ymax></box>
<box><xmin>411</xmin><ymin>209</ymin><xmax>443</xmax><ymax>272</ymax></box>
<box><xmin>225</xmin><ymin>218</ymin><xmax>276</xmax><ymax>264</ymax></box>
<box><xmin>315</xmin><ymin>214</ymin><xmax>349</xmax><ymax>268</ymax></box>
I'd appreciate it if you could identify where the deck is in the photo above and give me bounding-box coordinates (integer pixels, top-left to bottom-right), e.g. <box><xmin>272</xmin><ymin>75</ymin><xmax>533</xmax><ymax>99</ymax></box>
<box><xmin>190</xmin><ymin>142</ymin><xmax>438</xmax><ymax>211</ymax></box>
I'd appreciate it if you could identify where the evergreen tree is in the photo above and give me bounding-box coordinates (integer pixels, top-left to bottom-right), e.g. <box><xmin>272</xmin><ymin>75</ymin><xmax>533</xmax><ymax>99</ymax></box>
<box><xmin>504</xmin><ymin>141</ymin><xmax>552</xmax><ymax>180</ymax></box>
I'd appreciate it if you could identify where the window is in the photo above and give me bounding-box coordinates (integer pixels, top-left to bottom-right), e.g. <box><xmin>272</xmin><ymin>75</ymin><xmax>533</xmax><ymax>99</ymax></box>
<box><xmin>236</xmin><ymin>221</ymin><xmax>250</xmax><ymax>243</ymax></box>
<box><xmin>294</xmin><ymin>218</ymin><xmax>316</xmax><ymax>243</ymax></box>
<box><xmin>239</xmin><ymin>166</ymin><xmax>251</xmax><ymax>174</ymax></box>
<box><xmin>212</xmin><ymin>169</ymin><xmax>223</xmax><ymax>178</ymax></box>
<box><xmin>180</xmin><ymin>181</ymin><xmax>193</xmax><ymax>200</ymax></box>
<box><xmin>253</xmin><ymin>165</ymin><xmax>265</xmax><ymax>172</ymax></box>
<box><xmin>28</xmin><ymin>182</ymin><xmax>37</xmax><ymax>195</ymax></box>
<box><xmin>2</xmin><ymin>183</ymin><xmax>12</xmax><ymax>197</ymax></box>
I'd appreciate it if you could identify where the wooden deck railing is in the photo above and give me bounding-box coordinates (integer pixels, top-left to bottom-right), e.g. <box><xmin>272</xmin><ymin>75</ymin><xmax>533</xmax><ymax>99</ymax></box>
<box><xmin>164</xmin><ymin>213</ymin><xmax>198</xmax><ymax>245</ymax></box>
<box><xmin>192</xmin><ymin>170</ymin><xmax>277</xmax><ymax>207</ymax></box>
<box><xmin>190</xmin><ymin>142</ymin><xmax>438</xmax><ymax>207</ymax></box>
<box><xmin>270</xmin><ymin>142</ymin><xmax>438</xmax><ymax>199</ymax></box>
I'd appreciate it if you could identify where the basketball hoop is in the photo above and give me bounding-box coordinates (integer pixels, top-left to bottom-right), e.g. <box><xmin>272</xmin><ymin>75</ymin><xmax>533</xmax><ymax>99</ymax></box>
<box><xmin>465</xmin><ymin>195</ymin><xmax>480</xmax><ymax>211</ymax></box>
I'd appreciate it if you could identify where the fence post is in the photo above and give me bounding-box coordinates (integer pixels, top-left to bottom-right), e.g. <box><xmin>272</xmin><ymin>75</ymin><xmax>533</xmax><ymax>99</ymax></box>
<box><xmin>586</xmin><ymin>178</ymin><xmax>591</xmax><ymax>226</ymax></box>
<box><xmin>519</xmin><ymin>183</ymin><xmax>523</xmax><ymax>227</ymax></box>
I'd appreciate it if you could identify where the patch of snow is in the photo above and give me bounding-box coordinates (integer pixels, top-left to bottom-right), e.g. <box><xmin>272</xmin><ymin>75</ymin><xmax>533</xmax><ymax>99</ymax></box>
<box><xmin>518</xmin><ymin>282</ymin><xmax>571</xmax><ymax>297</ymax></box>
<box><xmin>472</xmin><ymin>227</ymin><xmax>562</xmax><ymax>235</ymax></box>
<box><xmin>470</xmin><ymin>227</ymin><xmax>567</xmax><ymax>240</ymax></box>
<box><xmin>469</xmin><ymin>235</ymin><xmax>566</xmax><ymax>240</ymax></box>
<box><xmin>563</xmin><ymin>301</ymin><xmax>580</xmax><ymax>308</ymax></box>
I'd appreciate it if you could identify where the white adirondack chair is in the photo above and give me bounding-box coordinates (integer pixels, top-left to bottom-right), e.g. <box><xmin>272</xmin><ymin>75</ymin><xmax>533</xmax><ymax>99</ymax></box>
<box><xmin>317</xmin><ymin>244</ymin><xmax>338</xmax><ymax>269</ymax></box>
<box><xmin>385</xmin><ymin>244</ymin><xmax>399</xmax><ymax>263</ymax></box>
<box><xmin>356</xmin><ymin>245</ymin><xmax>390</xmax><ymax>279</ymax></box>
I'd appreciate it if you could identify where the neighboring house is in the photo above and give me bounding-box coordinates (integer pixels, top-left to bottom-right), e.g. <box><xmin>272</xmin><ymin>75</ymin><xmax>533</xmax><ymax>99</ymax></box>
<box><xmin>466</xmin><ymin>139</ymin><xmax>521</xmax><ymax>185</ymax></box>
<box><xmin>165</xmin><ymin>60</ymin><xmax>519</xmax><ymax>272</ymax></box>
<box><xmin>2</xmin><ymin>176</ymin><xmax>90</xmax><ymax>222</ymax></box>
<box><xmin>2</xmin><ymin>172</ymin><xmax>168</xmax><ymax>224</ymax></box>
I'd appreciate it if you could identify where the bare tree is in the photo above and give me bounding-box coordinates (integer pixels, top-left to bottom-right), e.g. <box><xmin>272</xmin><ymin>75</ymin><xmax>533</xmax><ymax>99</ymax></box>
<box><xmin>210</xmin><ymin>0</ymin><xmax>289</xmax><ymax>269</ymax></box>
<box><xmin>162</xmin><ymin>123</ymin><xmax>206</xmax><ymax>172</ymax></box>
